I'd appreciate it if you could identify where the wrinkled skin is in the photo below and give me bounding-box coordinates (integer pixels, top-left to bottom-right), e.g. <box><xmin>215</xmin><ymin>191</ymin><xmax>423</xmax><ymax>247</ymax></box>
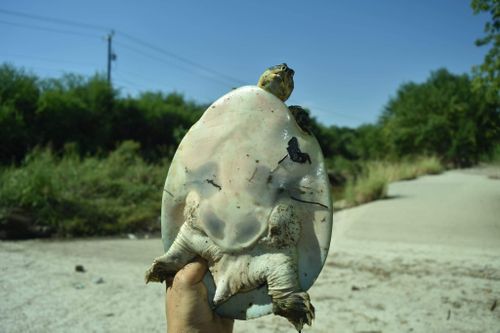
<box><xmin>146</xmin><ymin>64</ymin><xmax>317</xmax><ymax>331</ymax></box>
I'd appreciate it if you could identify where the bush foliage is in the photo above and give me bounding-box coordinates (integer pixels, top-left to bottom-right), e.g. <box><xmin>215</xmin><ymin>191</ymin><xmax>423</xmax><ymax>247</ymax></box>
<box><xmin>380</xmin><ymin>69</ymin><xmax>499</xmax><ymax>167</ymax></box>
<box><xmin>0</xmin><ymin>141</ymin><xmax>166</xmax><ymax>238</ymax></box>
<box><xmin>0</xmin><ymin>64</ymin><xmax>205</xmax><ymax>164</ymax></box>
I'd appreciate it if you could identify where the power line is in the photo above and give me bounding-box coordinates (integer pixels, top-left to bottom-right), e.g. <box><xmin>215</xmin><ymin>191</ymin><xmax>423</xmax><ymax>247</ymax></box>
<box><xmin>114</xmin><ymin>41</ymin><xmax>200</xmax><ymax>75</ymax></box>
<box><xmin>287</xmin><ymin>97</ymin><xmax>367</xmax><ymax>123</ymax></box>
<box><xmin>0</xmin><ymin>8</ymin><xmax>354</xmax><ymax>120</ymax></box>
<box><xmin>0</xmin><ymin>52</ymin><xmax>99</xmax><ymax>68</ymax></box>
<box><xmin>0</xmin><ymin>28</ymin><xmax>231</xmax><ymax>94</ymax></box>
<box><xmin>118</xmin><ymin>32</ymin><xmax>247</xmax><ymax>87</ymax></box>
<box><xmin>114</xmin><ymin>67</ymin><xmax>173</xmax><ymax>91</ymax></box>
<box><xmin>113</xmin><ymin>74</ymin><xmax>151</xmax><ymax>91</ymax></box>
<box><xmin>7</xmin><ymin>63</ymin><xmax>91</xmax><ymax>77</ymax></box>
<box><xmin>0</xmin><ymin>8</ymin><xmax>108</xmax><ymax>32</ymax></box>
<box><xmin>0</xmin><ymin>19</ymin><xmax>100</xmax><ymax>39</ymax></box>
<box><xmin>114</xmin><ymin>41</ymin><xmax>239</xmax><ymax>88</ymax></box>
<box><xmin>309</xmin><ymin>105</ymin><xmax>366</xmax><ymax>122</ymax></box>
<box><xmin>0</xmin><ymin>8</ymin><xmax>247</xmax><ymax>87</ymax></box>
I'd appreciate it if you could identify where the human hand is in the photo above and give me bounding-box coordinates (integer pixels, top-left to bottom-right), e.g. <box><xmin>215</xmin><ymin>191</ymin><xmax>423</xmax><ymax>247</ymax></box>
<box><xmin>165</xmin><ymin>258</ymin><xmax>234</xmax><ymax>333</ymax></box>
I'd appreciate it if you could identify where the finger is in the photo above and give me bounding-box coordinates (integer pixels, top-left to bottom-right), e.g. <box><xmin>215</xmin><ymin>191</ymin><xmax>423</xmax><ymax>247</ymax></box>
<box><xmin>173</xmin><ymin>258</ymin><xmax>208</xmax><ymax>288</ymax></box>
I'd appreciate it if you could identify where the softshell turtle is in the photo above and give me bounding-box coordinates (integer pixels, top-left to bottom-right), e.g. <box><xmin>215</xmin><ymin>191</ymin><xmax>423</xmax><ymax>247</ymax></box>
<box><xmin>145</xmin><ymin>64</ymin><xmax>333</xmax><ymax>331</ymax></box>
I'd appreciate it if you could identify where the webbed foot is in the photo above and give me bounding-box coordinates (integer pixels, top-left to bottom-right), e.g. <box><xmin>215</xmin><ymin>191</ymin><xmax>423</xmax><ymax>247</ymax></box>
<box><xmin>272</xmin><ymin>291</ymin><xmax>315</xmax><ymax>332</ymax></box>
<box><xmin>145</xmin><ymin>259</ymin><xmax>177</xmax><ymax>283</ymax></box>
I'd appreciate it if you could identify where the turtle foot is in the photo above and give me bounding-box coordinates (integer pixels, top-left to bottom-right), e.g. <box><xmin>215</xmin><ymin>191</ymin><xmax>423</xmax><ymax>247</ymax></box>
<box><xmin>145</xmin><ymin>259</ymin><xmax>178</xmax><ymax>284</ymax></box>
<box><xmin>272</xmin><ymin>291</ymin><xmax>315</xmax><ymax>332</ymax></box>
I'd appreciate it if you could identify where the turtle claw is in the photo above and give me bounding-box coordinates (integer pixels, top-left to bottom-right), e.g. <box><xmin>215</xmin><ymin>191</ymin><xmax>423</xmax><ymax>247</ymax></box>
<box><xmin>212</xmin><ymin>279</ymin><xmax>235</xmax><ymax>306</ymax></box>
<box><xmin>145</xmin><ymin>259</ymin><xmax>176</xmax><ymax>284</ymax></box>
<box><xmin>272</xmin><ymin>292</ymin><xmax>315</xmax><ymax>332</ymax></box>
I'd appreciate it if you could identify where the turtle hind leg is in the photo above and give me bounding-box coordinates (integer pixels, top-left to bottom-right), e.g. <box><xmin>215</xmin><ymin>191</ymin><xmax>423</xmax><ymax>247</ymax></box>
<box><xmin>272</xmin><ymin>292</ymin><xmax>315</xmax><ymax>331</ymax></box>
<box><xmin>264</xmin><ymin>254</ymin><xmax>314</xmax><ymax>332</ymax></box>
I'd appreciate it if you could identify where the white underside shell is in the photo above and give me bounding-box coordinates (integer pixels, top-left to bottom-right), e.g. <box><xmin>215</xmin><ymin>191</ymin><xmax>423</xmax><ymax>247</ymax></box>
<box><xmin>161</xmin><ymin>86</ymin><xmax>333</xmax><ymax>319</ymax></box>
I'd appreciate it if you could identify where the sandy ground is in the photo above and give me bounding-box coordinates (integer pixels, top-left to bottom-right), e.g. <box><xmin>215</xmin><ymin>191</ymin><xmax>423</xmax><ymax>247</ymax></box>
<box><xmin>1</xmin><ymin>169</ymin><xmax>499</xmax><ymax>333</ymax></box>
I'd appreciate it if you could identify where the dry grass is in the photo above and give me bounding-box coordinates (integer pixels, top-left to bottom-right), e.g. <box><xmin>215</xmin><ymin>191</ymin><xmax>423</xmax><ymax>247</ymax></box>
<box><xmin>340</xmin><ymin>156</ymin><xmax>444</xmax><ymax>208</ymax></box>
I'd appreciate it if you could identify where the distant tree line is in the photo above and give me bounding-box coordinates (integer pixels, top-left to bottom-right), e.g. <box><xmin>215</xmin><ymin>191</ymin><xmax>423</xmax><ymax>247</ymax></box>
<box><xmin>0</xmin><ymin>64</ymin><xmax>204</xmax><ymax>164</ymax></box>
<box><xmin>312</xmin><ymin>69</ymin><xmax>498</xmax><ymax>168</ymax></box>
<box><xmin>0</xmin><ymin>63</ymin><xmax>498</xmax><ymax>169</ymax></box>
<box><xmin>379</xmin><ymin>69</ymin><xmax>498</xmax><ymax>166</ymax></box>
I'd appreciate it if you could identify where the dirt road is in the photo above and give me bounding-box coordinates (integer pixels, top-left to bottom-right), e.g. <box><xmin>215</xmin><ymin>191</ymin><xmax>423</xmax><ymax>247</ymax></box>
<box><xmin>1</xmin><ymin>169</ymin><xmax>499</xmax><ymax>332</ymax></box>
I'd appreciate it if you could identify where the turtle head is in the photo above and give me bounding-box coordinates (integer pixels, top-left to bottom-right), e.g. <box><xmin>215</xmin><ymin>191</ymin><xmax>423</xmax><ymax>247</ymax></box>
<box><xmin>257</xmin><ymin>63</ymin><xmax>294</xmax><ymax>102</ymax></box>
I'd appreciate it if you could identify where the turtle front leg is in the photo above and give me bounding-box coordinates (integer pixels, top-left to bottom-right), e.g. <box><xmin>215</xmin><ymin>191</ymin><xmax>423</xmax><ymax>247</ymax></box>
<box><xmin>145</xmin><ymin>220</ymin><xmax>224</xmax><ymax>284</ymax></box>
<box><xmin>145</xmin><ymin>223</ymin><xmax>197</xmax><ymax>283</ymax></box>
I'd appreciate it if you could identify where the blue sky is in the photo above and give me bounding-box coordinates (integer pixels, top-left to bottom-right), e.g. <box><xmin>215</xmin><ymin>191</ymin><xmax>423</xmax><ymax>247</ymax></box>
<box><xmin>0</xmin><ymin>0</ymin><xmax>490</xmax><ymax>127</ymax></box>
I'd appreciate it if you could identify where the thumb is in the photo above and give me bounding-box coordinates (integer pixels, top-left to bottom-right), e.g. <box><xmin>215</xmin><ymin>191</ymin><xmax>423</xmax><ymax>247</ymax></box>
<box><xmin>173</xmin><ymin>258</ymin><xmax>208</xmax><ymax>288</ymax></box>
<box><xmin>166</xmin><ymin>258</ymin><xmax>213</xmax><ymax>324</ymax></box>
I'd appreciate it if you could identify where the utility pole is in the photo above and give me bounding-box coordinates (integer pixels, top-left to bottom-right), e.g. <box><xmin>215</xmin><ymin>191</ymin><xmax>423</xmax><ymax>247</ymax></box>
<box><xmin>106</xmin><ymin>30</ymin><xmax>116</xmax><ymax>85</ymax></box>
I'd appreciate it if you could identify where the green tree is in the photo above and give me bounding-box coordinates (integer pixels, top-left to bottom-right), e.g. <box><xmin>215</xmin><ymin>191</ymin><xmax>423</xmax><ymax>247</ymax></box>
<box><xmin>112</xmin><ymin>91</ymin><xmax>204</xmax><ymax>160</ymax></box>
<box><xmin>351</xmin><ymin>124</ymin><xmax>386</xmax><ymax>160</ymax></box>
<box><xmin>36</xmin><ymin>74</ymin><xmax>116</xmax><ymax>154</ymax></box>
<box><xmin>0</xmin><ymin>64</ymin><xmax>40</xmax><ymax>162</ymax></box>
<box><xmin>471</xmin><ymin>0</ymin><xmax>500</xmax><ymax>102</ymax></box>
<box><xmin>380</xmin><ymin>68</ymin><xmax>499</xmax><ymax>166</ymax></box>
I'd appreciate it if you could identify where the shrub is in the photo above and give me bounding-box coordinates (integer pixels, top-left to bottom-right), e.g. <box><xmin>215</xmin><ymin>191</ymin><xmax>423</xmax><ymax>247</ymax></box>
<box><xmin>0</xmin><ymin>141</ymin><xmax>167</xmax><ymax>238</ymax></box>
<box><xmin>413</xmin><ymin>155</ymin><xmax>444</xmax><ymax>175</ymax></box>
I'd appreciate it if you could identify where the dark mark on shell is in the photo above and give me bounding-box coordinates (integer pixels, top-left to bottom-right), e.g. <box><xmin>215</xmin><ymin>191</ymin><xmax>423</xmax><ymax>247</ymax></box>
<box><xmin>290</xmin><ymin>196</ymin><xmax>328</xmax><ymax>209</ymax></box>
<box><xmin>163</xmin><ymin>189</ymin><xmax>174</xmax><ymax>197</ymax></box>
<box><xmin>277</xmin><ymin>154</ymin><xmax>288</xmax><ymax>165</ymax></box>
<box><xmin>287</xmin><ymin>137</ymin><xmax>311</xmax><ymax>164</ymax></box>
<box><xmin>248</xmin><ymin>168</ymin><xmax>257</xmax><ymax>182</ymax></box>
<box><xmin>205</xmin><ymin>179</ymin><xmax>222</xmax><ymax>191</ymax></box>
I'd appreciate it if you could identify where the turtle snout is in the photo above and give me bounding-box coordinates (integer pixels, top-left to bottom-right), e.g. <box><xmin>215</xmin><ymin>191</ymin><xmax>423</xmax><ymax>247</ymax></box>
<box><xmin>281</xmin><ymin>64</ymin><xmax>294</xmax><ymax>77</ymax></box>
